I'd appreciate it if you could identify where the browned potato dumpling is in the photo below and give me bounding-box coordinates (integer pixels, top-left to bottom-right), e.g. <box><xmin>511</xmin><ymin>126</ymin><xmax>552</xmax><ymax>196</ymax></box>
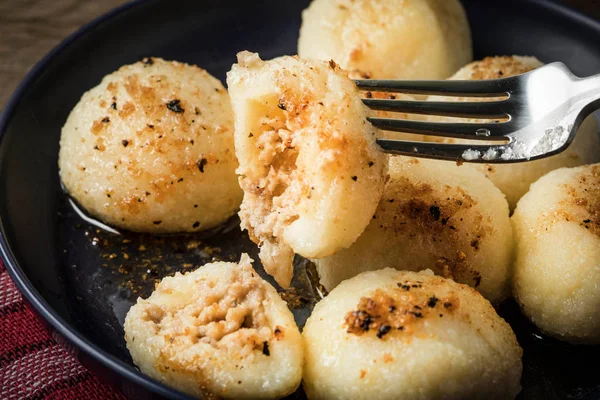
<box><xmin>298</xmin><ymin>0</ymin><xmax>472</xmax><ymax>80</ymax></box>
<box><xmin>124</xmin><ymin>254</ymin><xmax>304</xmax><ymax>399</ymax></box>
<box><xmin>512</xmin><ymin>164</ymin><xmax>600</xmax><ymax>344</ymax></box>
<box><xmin>303</xmin><ymin>268</ymin><xmax>523</xmax><ymax>400</ymax></box>
<box><xmin>59</xmin><ymin>58</ymin><xmax>241</xmax><ymax>233</ymax></box>
<box><xmin>314</xmin><ymin>156</ymin><xmax>513</xmax><ymax>304</ymax></box>
<box><xmin>226</xmin><ymin>52</ymin><xmax>387</xmax><ymax>288</ymax></box>
<box><xmin>426</xmin><ymin>56</ymin><xmax>600</xmax><ymax>209</ymax></box>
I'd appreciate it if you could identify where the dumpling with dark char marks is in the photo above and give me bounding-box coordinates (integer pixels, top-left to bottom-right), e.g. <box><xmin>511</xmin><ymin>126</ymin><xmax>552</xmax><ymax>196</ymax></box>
<box><xmin>302</xmin><ymin>268</ymin><xmax>523</xmax><ymax>400</ymax></box>
<box><xmin>313</xmin><ymin>156</ymin><xmax>513</xmax><ymax>304</ymax></box>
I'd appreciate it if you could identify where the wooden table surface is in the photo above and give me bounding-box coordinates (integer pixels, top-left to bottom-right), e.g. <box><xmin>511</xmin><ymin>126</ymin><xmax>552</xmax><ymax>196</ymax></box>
<box><xmin>0</xmin><ymin>0</ymin><xmax>598</xmax><ymax>109</ymax></box>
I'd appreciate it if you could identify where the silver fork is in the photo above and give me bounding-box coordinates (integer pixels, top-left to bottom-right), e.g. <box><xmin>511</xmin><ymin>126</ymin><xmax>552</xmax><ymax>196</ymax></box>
<box><xmin>355</xmin><ymin>62</ymin><xmax>600</xmax><ymax>163</ymax></box>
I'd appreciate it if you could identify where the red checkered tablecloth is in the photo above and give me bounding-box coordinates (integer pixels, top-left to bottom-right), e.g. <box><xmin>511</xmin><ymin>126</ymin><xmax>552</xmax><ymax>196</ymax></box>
<box><xmin>0</xmin><ymin>261</ymin><xmax>125</xmax><ymax>399</ymax></box>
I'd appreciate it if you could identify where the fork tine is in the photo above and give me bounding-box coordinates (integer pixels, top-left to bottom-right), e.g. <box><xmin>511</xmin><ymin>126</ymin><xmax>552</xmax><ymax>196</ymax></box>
<box><xmin>376</xmin><ymin>139</ymin><xmax>504</xmax><ymax>162</ymax></box>
<box><xmin>354</xmin><ymin>79</ymin><xmax>510</xmax><ymax>97</ymax></box>
<box><xmin>362</xmin><ymin>99</ymin><xmax>510</xmax><ymax>119</ymax></box>
<box><xmin>368</xmin><ymin>118</ymin><xmax>512</xmax><ymax>140</ymax></box>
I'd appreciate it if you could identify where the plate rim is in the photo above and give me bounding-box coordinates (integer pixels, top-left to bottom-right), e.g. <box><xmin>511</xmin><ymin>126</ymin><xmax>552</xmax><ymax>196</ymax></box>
<box><xmin>0</xmin><ymin>0</ymin><xmax>599</xmax><ymax>399</ymax></box>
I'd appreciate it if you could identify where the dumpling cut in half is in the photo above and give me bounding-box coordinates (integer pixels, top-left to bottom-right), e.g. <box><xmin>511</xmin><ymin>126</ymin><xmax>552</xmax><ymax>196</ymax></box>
<box><xmin>124</xmin><ymin>254</ymin><xmax>304</xmax><ymax>399</ymax></box>
<box><xmin>303</xmin><ymin>268</ymin><xmax>523</xmax><ymax>400</ymax></box>
<box><xmin>226</xmin><ymin>52</ymin><xmax>387</xmax><ymax>287</ymax></box>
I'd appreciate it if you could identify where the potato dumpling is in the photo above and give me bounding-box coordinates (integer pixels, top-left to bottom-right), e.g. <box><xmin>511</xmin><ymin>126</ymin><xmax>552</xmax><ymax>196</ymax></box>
<box><xmin>226</xmin><ymin>52</ymin><xmax>387</xmax><ymax>288</ymax></box>
<box><xmin>303</xmin><ymin>268</ymin><xmax>523</xmax><ymax>400</ymax></box>
<box><xmin>512</xmin><ymin>164</ymin><xmax>600</xmax><ymax>344</ymax></box>
<box><xmin>298</xmin><ymin>0</ymin><xmax>472</xmax><ymax>80</ymax></box>
<box><xmin>59</xmin><ymin>57</ymin><xmax>242</xmax><ymax>233</ymax></box>
<box><xmin>314</xmin><ymin>156</ymin><xmax>513</xmax><ymax>304</ymax></box>
<box><xmin>124</xmin><ymin>254</ymin><xmax>304</xmax><ymax>399</ymax></box>
<box><xmin>426</xmin><ymin>56</ymin><xmax>600</xmax><ymax>209</ymax></box>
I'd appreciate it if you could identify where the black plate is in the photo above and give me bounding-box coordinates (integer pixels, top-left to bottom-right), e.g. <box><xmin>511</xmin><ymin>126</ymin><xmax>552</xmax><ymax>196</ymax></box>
<box><xmin>1</xmin><ymin>0</ymin><xmax>600</xmax><ymax>399</ymax></box>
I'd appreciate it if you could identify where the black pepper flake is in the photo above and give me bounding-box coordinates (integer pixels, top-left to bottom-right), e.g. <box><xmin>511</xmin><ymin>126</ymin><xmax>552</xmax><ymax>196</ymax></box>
<box><xmin>397</xmin><ymin>326</ymin><xmax>404</xmax><ymax>331</ymax></box>
<box><xmin>471</xmin><ymin>239</ymin><xmax>480</xmax><ymax>250</ymax></box>
<box><xmin>194</xmin><ymin>106</ymin><xmax>201</xmax><ymax>115</ymax></box>
<box><xmin>389</xmin><ymin>305</ymin><xmax>396</xmax><ymax>312</ymax></box>
<box><xmin>142</xmin><ymin>57</ymin><xmax>154</xmax><ymax>66</ymax></box>
<box><xmin>388</xmin><ymin>199</ymin><xmax>395</xmax><ymax>203</ymax></box>
<box><xmin>262</xmin><ymin>341</ymin><xmax>270</xmax><ymax>356</ymax></box>
<box><xmin>351</xmin><ymin>176</ymin><xmax>358</xmax><ymax>181</ymax></box>
<box><xmin>197</xmin><ymin>158</ymin><xmax>208</xmax><ymax>173</ymax></box>
<box><xmin>365</xmin><ymin>91</ymin><xmax>373</xmax><ymax>98</ymax></box>
<box><xmin>427</xmin><ymin>296</ymin><xmax>438</xmax><ymax>308</ymax></box>
<box><xmin>429</xmin><ymin>205</ymin><xmax>441</xmax><ymax>221</ymax></box>
<box><xmin>177</xmin><ymin>178</ymin><xmax>184</xmax><ymax>182</ymax></box>
<box><xmin>111</xmin><ymin>102</ymin><xmax>117</xmax><ymax>110</ymax></box>
<box><xmin>441</xmin><ymin>217</ymin><xmax>449</xmax><ymax>226</ymax></box>
<box><xmin>277</xmin><ymin>102</ymin><xmax>287</xmax><ymax>111</ymax></box>
<box><xmin>153</xmin><ymin>221</ymin><xmax>162</xmax><ymax>225</ymax></box>
<box><xmin>166</xmin><ymin>99</ymin><xmax>184</xmax><ymax>113</ymax></box>
<box><xmin>443</xmin><ymin>302</ymin><xmax>452</xmax><ymax>308</ymax></box>
<box><xmin>190</xmin><ymin>139</ymin><xmax>195</xmax><ymax>145</ymax></box>
<box><xmin>410</xmin><ymin>311</ymin><xmax>423</xmax><ymax>318</ymax></box>
<box><xmin>102</xmin><ymin>117</ymin><xmax>110</xmax><ymax>123</ymax></box>
<box><xmin>474</xmin><ymin>275</ymin><xmax>482</xmax><ymax>287</ymax></box>
<box><xmin>376</xmin><ymin>325</ymin><xmax>391</xmax><ymax>339</ymax></box>
<box><xmin>583</xmin><ymin>219</ymin><xmax>591</xmax><ymax>223</ymax></box>
<box><xmin>413</xmin><ymin>305</ymin><xmax>422</xmax><ymax>310</ymax></box>
<box><xmin>194</xmin><ymin>204</ymin><xmax>198</xmax><ymax>208</ymax></box>
<box><xmin>368</xmin><ymin>161</ymin><xmax>374</xmax><ymax>167</ymax></box>
<box><xmin>145</xmin><ymin>191</ymin><xmax>151</xmax><ymax>196</ymax></box>
<box><xmin>106</xmin><ymin>193</ymin><xmax>111</xmax><ymax>198</ymax></box>
<box><xmin>248</xmin><ymin>133</ymin><xmax>254</xmax><ymax>138</ymax></box>
<box><xmin>147</xmin><ymin>124</ymin><xmax>154</xmax><ymax>129</ymax></box>
<box><xmin>389</xmin><ymin>95</ymin><xmax>396</xmax><ymax>100</ymax></box>
<box><xmin>318</xmin><ymin>102</ymin><xmax>324</xmax><ymax>106</ymax></box>
<box><xmin>329</xmin><ymin>59</ymin><xmax>336</xmax><ymax>69</ymax></box>
<box><xmin>397</xmin><ymin>283</ymin><xmax>411</xmax><ymax>291</ymax></box>
<box><xmin>122</xmin><ymin>139</ymin><xmax>129</xmax><ymax>147</ymax></box>
<box><xmin>193</xmin><ymin>221</ymin><xmax>200</xmax><ymax>228</ymax></box>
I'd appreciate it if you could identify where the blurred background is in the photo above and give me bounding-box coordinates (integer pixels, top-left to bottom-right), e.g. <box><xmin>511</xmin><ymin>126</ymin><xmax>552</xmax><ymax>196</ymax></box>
<box><xmin>0</xmin><ymin>0</ymin><xmax>597</xmax><ymax>109</ymax></box>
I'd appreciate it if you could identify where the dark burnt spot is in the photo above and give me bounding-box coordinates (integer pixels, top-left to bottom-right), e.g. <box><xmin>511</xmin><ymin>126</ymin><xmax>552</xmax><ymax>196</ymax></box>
<box><xmin>153</xmin><ymin>221</ymin><xmax>162</xmax><ymax>225</ymax></box>
<box><xmin>351</xmin><ymin>176</ymin><xmax>358</xmax><ymax>181</ymax></box>
<box><xmin>429</xmin><ymin>205</ymin><xmax>441</xmax><ymax>220</ymax></box>
<box><xmin>376</xmin><ymin>325</ymin><xmax>391</xmax><ymax>339</ymax></box>
<box><xmin>277</xmin><ymin>102</ymin><xmax>287</xmax><ymax>111</ymax></box>
<box><xmin>262</xmin><ymin>341</ymin><xmax>270</xmax><ymax>356</ymax></box>
<box><xmin>368</xmin><ymin>161</ymin><xmax>374</xmax><ymax>167</ymax></box>
<box><xmin>427</xmin><ymin>296</ymin><xmax>438</xmax><ymax>308</ymax></box>
<box><xmin>121</xmin><ymin>140</ymin><xmax>129</xmax><ymax>147</ymax></box>
<box><xmin>166</xmin><ymin>99</ymin><xmax>184</xmax><ymax>113</ymax></box>
<box><xmin>111</xmin><ymin>102</ymin><xmax>117</xmax><ymax>110</ymax></box>
<box><xmin>101</xmin><ymin>117</ymin><xmax>110</xmax><ymax>123</ymax></box>
<box><xmin>197</xmin><ymin>158</ymin><xmax>208</xmax><ymax>173</ymax></box>
<box><xmin>192</xmin><ymin>221</ymin><xmax>200</xmax><ymax>228</ymax></box>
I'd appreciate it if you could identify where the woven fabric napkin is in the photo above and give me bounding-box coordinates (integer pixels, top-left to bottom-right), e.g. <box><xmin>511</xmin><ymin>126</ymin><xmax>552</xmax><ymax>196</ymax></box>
<box><xmin>0</xmin><ymin>261</ymin><xmax>125</xmax><ymax>399</ymax></box>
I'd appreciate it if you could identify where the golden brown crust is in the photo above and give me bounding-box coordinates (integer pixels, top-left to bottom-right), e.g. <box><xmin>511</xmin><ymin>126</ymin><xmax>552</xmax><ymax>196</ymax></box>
<box><xmin>345</xmin><ymin>285</ymin><xmax>460</xmax><ymax>339</ymax></box>
<box><xmin>463</xmin><ymin>56</ymin><xmax>539</xmax><ymax>80</ymax></box>
<box><xmin>375</xmin><ymin>176</ymin><xmax>492</xmax><ymax>287</ymax></box>
<box><xmin>544</xmin><ymin>165</ymin><xmax>600</xmax><ymax>237</ymax></box>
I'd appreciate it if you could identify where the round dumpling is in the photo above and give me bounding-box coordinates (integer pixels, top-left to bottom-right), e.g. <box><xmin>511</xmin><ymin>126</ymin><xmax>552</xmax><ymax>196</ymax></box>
<box><xmin>298</xmin><ymin>0</ymin><xmax>472</xmax><ymax>80</ymax></box>
<box><xmin>426</xmin><ymin>56</ymin><xmax>600</xmax><ymax>209</ymax></box>
<box><xmin>303</xmin><ymin>268</ymin><xmax>523</xmax><ymax>400</ymax></box>
<box><xmin>124</xmin><ymin>254</ymin><xmax>304</xmax><ymax>399</ymax></box>
<box><xmin>314</xmin><ymin>156</ymin><xmax>513</xmax><ymax>304</ymax></box>
<box><xmin>59</xmin><ymin>57</ymin><xmax>242</xmax><ymax>233</ymax></box>
<box><xmin>512</xmin><ymin>164</ymin><xmax>600</xmax><ymax>344</ymax></box>
<box><xmin>226</xmin><ymin>52</ymin><xmax>387</xmax><ymax>288</ymax></box>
